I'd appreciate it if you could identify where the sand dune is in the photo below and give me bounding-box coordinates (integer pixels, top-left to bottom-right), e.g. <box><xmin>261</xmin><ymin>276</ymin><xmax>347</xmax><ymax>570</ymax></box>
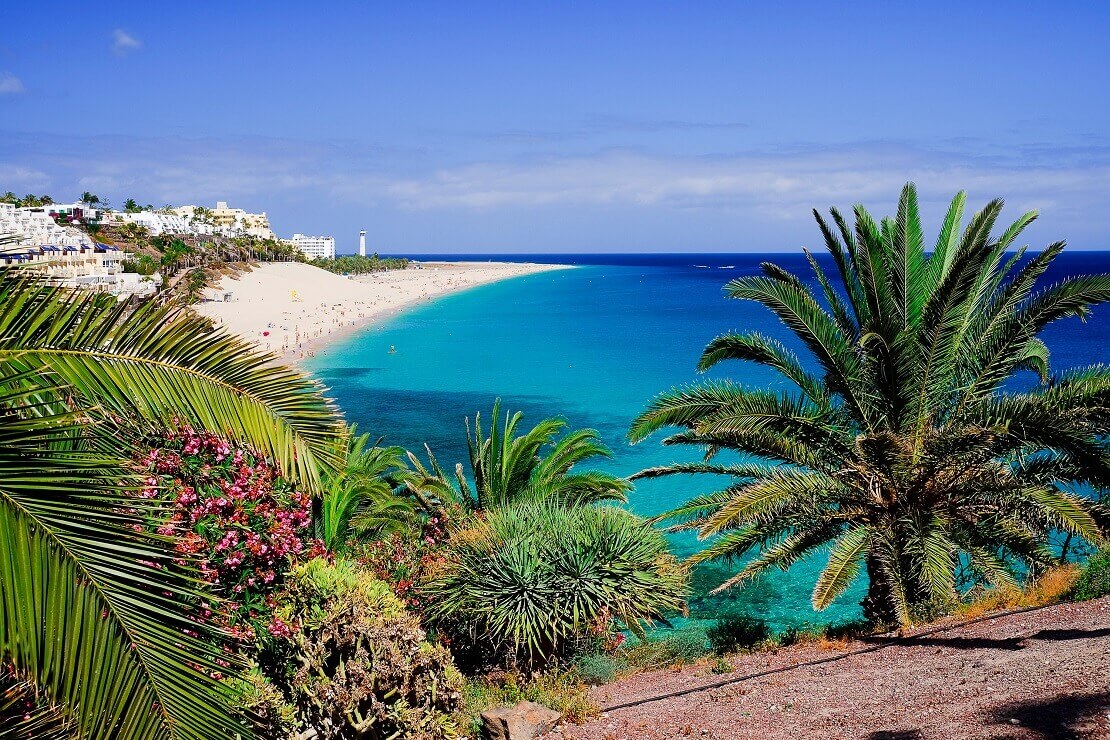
<box><xmin>193</xmin><ymin>260</ymin><xmax>569</xmax><ymax>362</ymax></box>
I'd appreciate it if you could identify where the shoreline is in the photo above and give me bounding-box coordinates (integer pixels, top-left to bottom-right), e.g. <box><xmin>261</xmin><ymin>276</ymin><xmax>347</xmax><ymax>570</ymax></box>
<box><xmin>193</xmin><ymin>260</ymin><xmax>572</xmax><ymax>363</ymax></box>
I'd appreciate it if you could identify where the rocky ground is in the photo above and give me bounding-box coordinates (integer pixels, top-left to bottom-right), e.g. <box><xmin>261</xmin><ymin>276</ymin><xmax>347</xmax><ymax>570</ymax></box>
<box><xmin>546</xmin><ymin>597</ymin><xmax>1110</xmax><ymax>739</ymax></box>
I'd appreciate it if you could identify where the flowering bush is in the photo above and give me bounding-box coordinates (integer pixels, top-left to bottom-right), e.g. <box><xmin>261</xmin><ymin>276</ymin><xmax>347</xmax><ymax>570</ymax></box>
<box><xmin>351</xmin><ymin>515</ymin><xmax>450</xmax><ymax>614</ymax></box>
<box><xmin>137</xmin><ymin>428</ymin><xmax>324</xmax><ymax>637</ymax></box>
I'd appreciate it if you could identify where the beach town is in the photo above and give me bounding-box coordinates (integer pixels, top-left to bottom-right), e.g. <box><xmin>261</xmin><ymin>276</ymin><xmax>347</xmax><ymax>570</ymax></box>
<box><xmin>2</xmin><ymin>5</ymin><xmax>1109</xmax><ymax>740</ymax></box>
<box><xmin>0</xmin><ymin>193</ymin><xmax>566</xmax><ymax>362</ymax></box>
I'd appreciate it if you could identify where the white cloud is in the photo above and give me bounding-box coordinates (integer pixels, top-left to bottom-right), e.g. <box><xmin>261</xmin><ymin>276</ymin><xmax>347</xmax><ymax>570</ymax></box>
<box><xmin>3</xmin><ymin>131</ymin><xmax>1109</xmax><ymax>248</ymax></box>
<box><xmin>111</xmin><ymin>29</ymin><xmax>142</xmax><ymax>56</ymax></box>
<box><xmin>0</xmin><ymin>73</ymin><xmax>24</xmax><ymax>94</ymax></box>
<box><xmin>0</xmin><ymin>164</ymin><xmax>50</xmax><ymax>192</ymax></box>
<box><xmin>369</xmin><ymin>145</ymin><xmax>1110</xmax><ymax>223</ymax></box>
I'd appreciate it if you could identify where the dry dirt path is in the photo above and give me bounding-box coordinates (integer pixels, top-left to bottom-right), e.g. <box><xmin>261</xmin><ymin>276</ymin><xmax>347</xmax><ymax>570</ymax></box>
<box><xmin>547</xmin><ymin>598</ymin><xmax>1110</xmax><ymax>740</ymax></box>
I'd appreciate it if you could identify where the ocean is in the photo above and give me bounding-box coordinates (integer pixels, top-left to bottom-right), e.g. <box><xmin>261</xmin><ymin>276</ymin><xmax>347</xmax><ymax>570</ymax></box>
<box><xmin>305</xmin><ymin>251</ymin><xmax>1110</xmax><ymax>632</ymax></box>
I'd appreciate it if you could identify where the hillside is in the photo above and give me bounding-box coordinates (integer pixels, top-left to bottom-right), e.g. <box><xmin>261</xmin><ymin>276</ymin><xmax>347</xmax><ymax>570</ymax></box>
<box><xmin>550</xmin><ymin>598</ymin><xmax>1110</xmax><ymax>740</ymax></box>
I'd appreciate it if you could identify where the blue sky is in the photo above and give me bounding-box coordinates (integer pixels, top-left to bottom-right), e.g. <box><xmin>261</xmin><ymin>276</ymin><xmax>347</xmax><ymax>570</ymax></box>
<box><xmin>2</xmin><ymin>1</ymin><xmax>1109</xmax><ymax>253</ymax></box>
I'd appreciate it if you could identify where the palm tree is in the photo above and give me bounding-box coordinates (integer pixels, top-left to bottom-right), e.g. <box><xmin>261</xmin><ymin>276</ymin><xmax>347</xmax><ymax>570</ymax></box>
<box><xmin>434</xmin><ymin>399</ymin><xmax>630</xmax><ymax>512</ymax></box>
<box><xmin>316</xmin><ymin>430</ymin><xmax>416</xmax><ymax>550</ymax></box>
<box><xmin>0</xmin><ymin>267</ymin><xmax>344</xmax><ymax>738</ymax></box>
<box><xmin>630</xmin><ymin>184</ymin><xmax>1110</xmax><ymax>625</ymax></box>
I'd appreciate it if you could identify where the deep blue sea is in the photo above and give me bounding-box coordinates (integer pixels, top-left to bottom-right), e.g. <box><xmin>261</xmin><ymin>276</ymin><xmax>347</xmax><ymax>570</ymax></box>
<box><xmin>305</xmin><ymin>251</ymin><xmax>1110</xmax><ymax>632</ymax></box>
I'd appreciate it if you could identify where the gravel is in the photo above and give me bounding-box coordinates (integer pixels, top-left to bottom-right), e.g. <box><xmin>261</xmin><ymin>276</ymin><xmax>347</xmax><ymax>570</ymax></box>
<box><xmin>546</xmin><ymin>597</ymin><xmax>1110</xmax><ymax>739</ymax></box>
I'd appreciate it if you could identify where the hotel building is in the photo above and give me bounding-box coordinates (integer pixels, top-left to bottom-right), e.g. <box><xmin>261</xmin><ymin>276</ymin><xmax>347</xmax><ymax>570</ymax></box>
<box><xmin>291</xmin><ymin>233</ymin><xmax>336</xmax><ymax>260</ymax></box>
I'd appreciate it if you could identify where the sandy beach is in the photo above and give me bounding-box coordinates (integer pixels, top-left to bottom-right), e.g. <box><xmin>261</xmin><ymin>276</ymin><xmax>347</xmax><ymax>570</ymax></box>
<box><xmin>193</xmin><ymin>260</ymin><xmax>570</xmax><ymax>362</ymax></box>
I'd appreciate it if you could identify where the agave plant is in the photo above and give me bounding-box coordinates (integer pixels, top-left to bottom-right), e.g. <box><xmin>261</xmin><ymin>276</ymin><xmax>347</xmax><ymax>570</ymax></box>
<box><xmin>630</xmin><ymin>184</ymin><xmax>1110</xmax><ymax>624</ymax></box>
<box><xmin>0</xmin><ymin>268</ymin><xmax>344</xmax><ymax>739</ymax></box>
<box><xmin>422</xmin><ymin>502</ymin><xmax>687</xmax><ymax>665</ymax></box>
<box><xmin>434</xmin><ymin>399</ymin><xmax>630</xmax><ymax>511</ymax></box>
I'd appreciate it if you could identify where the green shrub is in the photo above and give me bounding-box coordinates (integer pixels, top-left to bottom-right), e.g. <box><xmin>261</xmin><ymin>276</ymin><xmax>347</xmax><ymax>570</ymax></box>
<box><xmin>230</xmin><ymin>669</ymin><xmax>299</xmax><ymax>739</ymax></box>
<box><xmin>574</xmin><ymin>652</ymin><xmax>627</xmax><ymax>685</ymax></box>
<box><xmin>121</xmin><ymin>254</ymin><xmax>158</xmax><ymax>275</ymax></box>
<box><xmin>422</xmin><ymin>502</ymin><xmax>688</xmax><ymax>668</ymax></box>
<box><xmin>1070</xmin><ymin>549</ymin><xmax>1110</xmax><ymax>601</ymax></box>
<box><xmin>771</xmin><ymin>625</ymin><xmax>824</xmax><ymax>648</ymax></box>
<box><xmin>707</xmin><ymin>615</ymin><xmax>770</xmax><ymax>655</ymax></box>
<box><xmin>257</xmin><ymin>558</ymin><xmax>463</xmax><ymax>740</ymax></box>
<box><xmin>621</xmin><ymin>628</ymin><xmax>709</xmax><ymax>669</ymax></box>
<box><xmin>821</xmin><ymin>619</ymin><xmax>875</xmax><ymax>641</ymax></box>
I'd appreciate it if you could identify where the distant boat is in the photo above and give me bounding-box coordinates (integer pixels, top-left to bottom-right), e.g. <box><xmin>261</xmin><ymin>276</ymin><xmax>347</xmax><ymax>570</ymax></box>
<box><xmin>694</xmin><ymin>264</ymin><xmax>710</xmax><ymax>269</ymax></box>
<box><xmin>719</xmin><ymin>265</ymin><xmax>736</xmax><ymax>269</ymax></box>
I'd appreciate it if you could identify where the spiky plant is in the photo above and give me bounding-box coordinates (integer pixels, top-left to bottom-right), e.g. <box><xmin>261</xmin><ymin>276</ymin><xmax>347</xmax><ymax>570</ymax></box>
<box><xmin>630</xmin><ymin>184</ymin><xmax>1110</xmax><ymax>625</ymax></box>
<box><xmin>449</xmin><ymin>399</ymin><xmax>630</xmax><ymax>511</ymax></box>
<box><xmin>317</xmin><ymin>429</ymin><xmax>416</xmax><ymax>550</ymax></box>
<box><xmin>422</xmin><ymin>502</ymin><xmax>687</xmax><ymax>666</ymax></box>
<box><xmin>0</xmin><ymin>268</ymin><xmax>344</xmax><ymax>738</ymax></box>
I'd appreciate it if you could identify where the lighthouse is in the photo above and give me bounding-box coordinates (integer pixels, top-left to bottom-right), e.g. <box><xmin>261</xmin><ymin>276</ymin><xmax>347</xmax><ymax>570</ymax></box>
<box><xmin>359</xmin><ymin>230</ymin><xmax>367</xmax><ymax>257</ymax></box>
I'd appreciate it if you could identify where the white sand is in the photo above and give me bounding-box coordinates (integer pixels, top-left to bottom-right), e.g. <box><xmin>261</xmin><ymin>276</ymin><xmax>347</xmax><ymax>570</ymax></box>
<box><xmin>193</xmin><ymin>261</ymin><xmax>570</xmax><ymax>362</ymax></box>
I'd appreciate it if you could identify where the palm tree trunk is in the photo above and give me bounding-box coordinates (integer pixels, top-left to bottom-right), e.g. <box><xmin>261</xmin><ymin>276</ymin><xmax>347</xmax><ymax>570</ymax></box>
<box><xmin>861</xmin><ymin>557</ymin><xmax>899</xmax><ymax>626</ymax></box>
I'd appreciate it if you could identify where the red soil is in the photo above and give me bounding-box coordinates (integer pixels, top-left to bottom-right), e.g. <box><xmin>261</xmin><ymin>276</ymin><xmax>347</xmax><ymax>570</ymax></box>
<box><xmin>547</xmin><ymin>597</ymin><xmax>1110</xmax><ymax>739</ymax></box>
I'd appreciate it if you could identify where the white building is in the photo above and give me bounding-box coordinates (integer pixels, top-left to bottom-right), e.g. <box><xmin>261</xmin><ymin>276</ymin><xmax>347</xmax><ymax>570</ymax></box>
<box><xmin>103</xmin><ymin>210</ymin><xmax>193</xmax><ymax>236</ymax></box>
<box><xmin>359</xmin><ymin>230</ymin><xmax>367</xmax><ymax>257</ymax></box>
<box><xmin>175</xmin><ymin>201</ymin><xmax>276</xmax><ymax>239</ymax></box>
<box><xmin>292</xmin><ymin>233</ymin><xmax>335</xmax><ymax>260</ymax></box>
<box><xmin>45</xmin><ymin>202</ymin><xmax>104</xmax><ymax>225</ymax></box>
<box><xmin>0</xmin><ymin>203</ymin><xmax>93</xmax><ymax>248</ymax></box>
<box><xmin>0</xmin><ymin>239</ymin><xmax>157</xmax><ymax>297</ymax></box>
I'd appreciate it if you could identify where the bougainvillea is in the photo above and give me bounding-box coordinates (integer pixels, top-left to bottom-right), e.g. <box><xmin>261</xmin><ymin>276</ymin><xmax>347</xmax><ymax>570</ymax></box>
<box><xmin>137</xmin><ymin>427</ymin><xmax>324</xmax><ymax>638</ymax></box>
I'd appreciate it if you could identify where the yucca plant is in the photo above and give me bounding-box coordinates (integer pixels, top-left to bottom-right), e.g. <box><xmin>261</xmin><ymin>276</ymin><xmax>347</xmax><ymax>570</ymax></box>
<box><xmin>0</xmin><ymin>267</ymin><xmax>344</xmax><ymax>739</ymax></box>
<box><xmin>422</xmin><ymin>502</ymin><xmax>687</xmax><ymax>666</ymax></box>
<box><xmin>630</xmin><ymin>184</ymin><xmax>1110</xmax><ymax>625</ymax></box>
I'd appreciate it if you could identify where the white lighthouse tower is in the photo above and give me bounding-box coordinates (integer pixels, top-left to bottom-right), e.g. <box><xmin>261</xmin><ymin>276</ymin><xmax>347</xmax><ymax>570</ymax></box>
<box><xmin>359</xmin><ymin>230</ymin><xmax>367</xmax><ymax>257</ymax></box>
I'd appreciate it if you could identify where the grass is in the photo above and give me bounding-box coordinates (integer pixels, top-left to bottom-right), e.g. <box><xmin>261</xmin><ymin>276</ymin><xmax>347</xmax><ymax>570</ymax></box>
<box><xmin>619</xmin><ymin>627</ymin><xmax>709</xmax><ymax>671</ymax></box>
<box><xmin>956</xmin><ymin>564</ymin><xmax>1080</xmax><ymax>619</ymax></box>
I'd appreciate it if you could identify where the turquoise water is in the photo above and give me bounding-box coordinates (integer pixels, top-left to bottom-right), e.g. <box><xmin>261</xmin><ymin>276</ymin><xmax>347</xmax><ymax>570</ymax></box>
<box><xmin>305</xmin><ymin>252</ymin><xmax>1110</xmax><ymax>631</ymax></box>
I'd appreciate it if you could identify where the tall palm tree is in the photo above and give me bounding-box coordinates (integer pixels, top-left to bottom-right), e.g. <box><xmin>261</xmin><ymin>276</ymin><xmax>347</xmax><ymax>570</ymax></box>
<box><xmin>0</xmin><ymin>267</ymin><xmax>344</xmax><ymax>739</ymax></box>
<box><xmin>630</xmin><ymin>184</ymin><xmax>1110</xmax><ymax>625</ymax></box>
<box><xmin>447</xmin><ymin>399</ymin><xmax>630</xmax><ymax>511</ymax></box>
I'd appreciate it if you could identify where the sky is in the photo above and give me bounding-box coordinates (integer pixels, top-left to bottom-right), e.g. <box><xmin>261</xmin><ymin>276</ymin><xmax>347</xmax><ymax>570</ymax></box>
<box><xmin>2</xmin><ymin>1</ymin><xmax>1109</xmax><ymax>253</ymax></box>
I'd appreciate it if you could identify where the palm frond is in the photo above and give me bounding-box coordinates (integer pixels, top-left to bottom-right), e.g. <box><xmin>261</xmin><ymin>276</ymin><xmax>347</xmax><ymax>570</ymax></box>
<box><xmin>0</xmin><ymin>271</ymin><xmax>344</xmax><ymax>488</ymax></box>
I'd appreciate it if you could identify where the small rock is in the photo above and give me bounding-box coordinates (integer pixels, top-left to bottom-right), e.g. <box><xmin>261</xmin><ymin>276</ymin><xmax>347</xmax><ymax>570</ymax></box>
<box><xmin>1008</xmin><ymin>718</ymin><xmax>1021</xmax><ymax>726</ymax></box>
<box><xmin>481</xmin><ymin>700</ymin><xmax>562</xmax><ymax>740</ymax></box>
